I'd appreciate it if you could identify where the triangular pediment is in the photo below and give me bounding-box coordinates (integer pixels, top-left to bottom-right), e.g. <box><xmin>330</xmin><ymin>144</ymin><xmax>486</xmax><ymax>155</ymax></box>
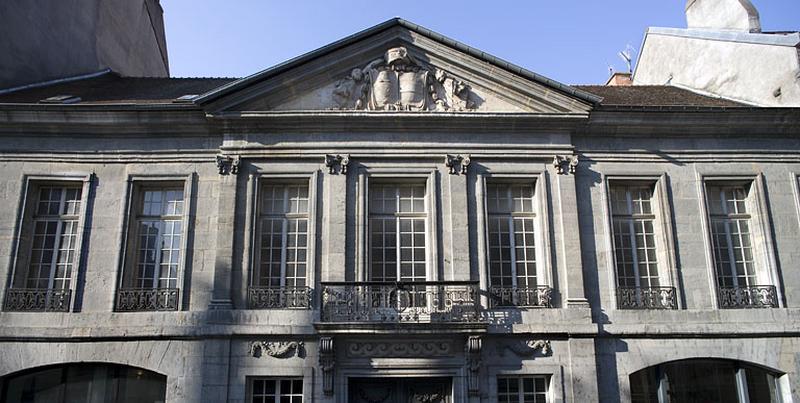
<box><xmin>196</xmin><ymin>19</ymin><xmax>600</xmax><ymax>114</ymax></box>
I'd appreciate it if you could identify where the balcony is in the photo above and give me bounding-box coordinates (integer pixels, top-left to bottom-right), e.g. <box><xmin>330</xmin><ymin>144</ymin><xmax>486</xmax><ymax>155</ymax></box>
<box><xmin>320</xmin><ymin>281</ymin><xmax>480</xmax><ymax>323</ymax></box>
<box><xmin>718</xmin><ymin>285</ymin><xmax>778</xmax><ymax>309</ymax></box>
<box><xmin>616</xmin><ymin>287</ymin><xmax>677</xmax><ymax>310</ymax></box>
<box><xmin>3</xmin><ymin>288</ymin><xmax>71</xmax><ymax>312</ymax></box>
<box><xmin>248</xmin><ymin>286</ymin><xmax>313</xmax><ymax>309</ymax></box>
<box><xmin>490</xmin><ymin>286</ymin><xmax>553</xmax><ymax>308</ymax></box>
<box><xmin>115</xmin><ymin>288</ymin><xmax>179</xmax><ymax>312</ymax></box>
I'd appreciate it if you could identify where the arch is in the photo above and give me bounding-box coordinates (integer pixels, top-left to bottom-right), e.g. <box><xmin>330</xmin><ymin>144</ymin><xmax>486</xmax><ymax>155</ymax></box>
<box><xmin>629</xmin><ymin>358</ymin><xmax>785</xmax><ymax>403</ymax></box>
<box><xmin>1</xmin><ymin>362</ymin><xmax>167</xmax><ymax>403</ymax></box>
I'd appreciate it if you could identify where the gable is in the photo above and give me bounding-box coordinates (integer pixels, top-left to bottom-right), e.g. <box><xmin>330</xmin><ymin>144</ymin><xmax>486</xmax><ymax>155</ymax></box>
<box><xmin>195</xmin><ymin>19</ymin><xmax>599</xmax><ymax>114</ymax></box>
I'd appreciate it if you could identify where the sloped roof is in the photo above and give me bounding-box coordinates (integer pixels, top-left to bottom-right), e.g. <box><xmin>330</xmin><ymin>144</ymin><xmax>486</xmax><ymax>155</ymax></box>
<box><xmin>574</xmin><ymin>85</ymin><xmax>746</xmax><ymax>107</ymax></box>
<box><xmin>0</xmin><ymin>72</ymin><xmax>235</xmax><ymax>104</ymax></box>
<box><xmin>0</xmin><ymin>73</ymin><xmax>748</xmax><ymax>108</ymax></box>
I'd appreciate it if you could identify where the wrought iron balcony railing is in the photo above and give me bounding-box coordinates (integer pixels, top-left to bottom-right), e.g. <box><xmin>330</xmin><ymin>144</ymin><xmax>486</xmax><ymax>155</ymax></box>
<box><xmin>115</xmin><ymin>288</ymin><xmax>179</xmax><ymax>312</ymax></box>
<box><xmin>718</xmin><ymin>285</ymin><xmax>778</xmax><ymax>309</ymax></box>
<box><xmin>616</xmin><ymin>286</ymin><xmax>678</xmax><ymax>309</ymax></box>
<box><xmin>320</xmin><ymin>281</ymin><xmax>480</xmax><ymax>323</ymax></box>
<box><xmin>3</xmin><ymin>288</ymin><xmax>72</xmax><ymax>312</ymax></box>
<box><xmin>490</xmin><ymin>286</ymin><xmax>553</xmax><ymax>308</ymax></box>
<box><xmin>248</xmin><ymin>286</ymin><xmax>313</xmax><ymax>309</ymax></box>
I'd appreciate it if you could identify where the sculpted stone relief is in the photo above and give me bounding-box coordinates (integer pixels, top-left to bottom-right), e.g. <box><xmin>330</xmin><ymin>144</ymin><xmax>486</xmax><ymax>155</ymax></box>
<box><xmin>333</xmin><ymin>46</ymin><xmax>478</xmax><ymax>112</ymax></box>
<box><xmin>249</xmin><ymin>340</ymin><xmax>304</xmax><ymax>358</ymax></box>
<box><xmin>497</xmin><ymin>339</ymin><xmax>552</xmax><ymax>357</ymax></box>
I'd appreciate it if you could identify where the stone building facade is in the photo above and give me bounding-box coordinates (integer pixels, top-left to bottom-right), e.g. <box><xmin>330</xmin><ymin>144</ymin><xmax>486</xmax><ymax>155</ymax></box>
<box><xmin>0</xmin><ymin>18</ymin><xmax>799</xmax><ymax>403</ymax></box>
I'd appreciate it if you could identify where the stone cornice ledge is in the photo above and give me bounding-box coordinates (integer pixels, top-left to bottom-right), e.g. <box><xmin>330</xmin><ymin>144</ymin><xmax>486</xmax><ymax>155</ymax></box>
<box><xmin>208</xmin><ymin>111</ymin><xmax>589</xmax><ymax>133</ymax></box>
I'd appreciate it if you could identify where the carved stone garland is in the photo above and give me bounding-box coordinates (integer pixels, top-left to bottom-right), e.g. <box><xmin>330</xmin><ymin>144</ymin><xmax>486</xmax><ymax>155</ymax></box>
<box><xmin>465</xmin><ymin>335</ymin><xmax>482</xmax><ymax>396</ymax></box>
<box><xmin>332</xmin><ymin>46</ymin><xmax>477</xmax><ymax>112</ymax></box>
<box><xmin>319</xmin><ymin>336</ymin><xmax>335</xmax><ymax>396</ymax></box>
<box><xmin>249</xmin><ymin>341</ymin><xmax>304</xmax><ymax>358</ymax></box>
<box><xmin>497</xmin><ymin>339</ymin><xmax>552</xmax><ymax>357</ymax></box>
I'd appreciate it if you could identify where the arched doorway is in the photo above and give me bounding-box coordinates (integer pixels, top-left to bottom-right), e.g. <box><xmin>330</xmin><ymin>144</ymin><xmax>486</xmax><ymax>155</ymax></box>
<box><xmin>0</xmin><ymin>363</ymin><xmax>166</xmax><ymax>403</ymax></box>
<box><xmin>629</xmin><ymin>359</ymin><xmax>783</xmax><ymax>403</ymax></box>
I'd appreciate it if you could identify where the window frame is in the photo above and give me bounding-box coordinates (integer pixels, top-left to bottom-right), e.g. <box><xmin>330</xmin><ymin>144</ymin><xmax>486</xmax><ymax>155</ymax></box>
<box><xmin>245</xmin><ymin>377</ymin><xmax>305</xmax><ymax>403</ymax></box>
<box><xmin>476</xmin><ymin>172</ymin><xmax>552</xmax><ymax>307</ymax></box>
<box><xmin>242</xmin><ymin>172</ymin><xmax>318</xmax><ymax>308</ymax></box>
<box><xmin>3</xmin><ymin>174</ymin><xmax>93</xmax><ymax>312</ymax></box>
<box><xmin>602</xmin><ymin>174</ymin><xmax>679</xmax><ymax>310</ymax></box>
<box><xmin>489</xmin><ymin>364</ymin><xmax>561</xmax><ymax>403</ymax></box>
<box><xmin>698</xmin><ymin>174</ymin><xmax>781</xmax><ymax>308</ymax></box>
<box><xmin>115</xmin><ymin>174</ymin><xmax>194</xmax><ymax>311</ymax></box>
<box><xmin>356</xmin><ymin>168</ymin><xmax>439</xmax><ymax>282</ymax></box>
<box><xmin>246</xmin><ymin>173</ymin><xmax>318</xmax><ymax>294</ymax></box>
<box><xmin>496</xmin><ymin>375</ymin><xmax>551</xmax><ymax>403</ymax></box>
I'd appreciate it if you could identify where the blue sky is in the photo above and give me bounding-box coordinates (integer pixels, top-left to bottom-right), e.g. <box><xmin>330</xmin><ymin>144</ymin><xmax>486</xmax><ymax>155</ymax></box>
<box><xmin>162</xmin><ymin>1</ymin><xmax>799</xmax><ymax>85</ymax></box>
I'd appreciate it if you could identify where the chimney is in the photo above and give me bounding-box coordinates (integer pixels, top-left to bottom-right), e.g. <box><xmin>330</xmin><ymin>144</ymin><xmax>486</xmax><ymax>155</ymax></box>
<box><xmin>605</xmin><ymin>72</ymin><xmax>632</xmax><ymax>86</ymax></box>
<box><xmin>685</xmin><ymin>0</ymin><xmax>761</xmax><ymax>32</ymax></box>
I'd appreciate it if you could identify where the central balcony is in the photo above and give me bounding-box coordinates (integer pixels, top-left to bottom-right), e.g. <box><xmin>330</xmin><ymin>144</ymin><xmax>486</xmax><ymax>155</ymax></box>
<box><xmin>320</xmin><ymin>281</ymin><xmax>481</xmax><ymax>323</ymax></box>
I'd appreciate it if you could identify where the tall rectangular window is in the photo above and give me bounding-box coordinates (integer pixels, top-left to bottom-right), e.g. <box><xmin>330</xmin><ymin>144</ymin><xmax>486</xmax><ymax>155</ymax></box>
<box><xmin>26</xmin><ymin>186</ymin><xmax>82</xmax><ymax>291</ymax></box>
<box><xmin>116</xmin><ymin>183</ymin><xmax>185</xmax><ymax>312</ymax></box>
<box><xmin>134</xmin><ymin>188</ymin><xmax>184</xmax><ymax>289</ymax></box>
<box><xmin>486</xmin><ymin>183</ymin><xmax>537</xmax><ymax>290</ymax></box>
<box><xmin>249</xmin><ymin>378</ymin><xmax>303</xmax><ymax>403</ymax></box>
<box><xmin>255</xmin><ymin>184</ymin><xmax>309</xmax><ymax>288</ymax></box>
<box><xmin>705</xmin><ymin>181</ymin><xmax>778</xmax><ymax>308</ymax></box>
<box><xmin>369</xmin><ymin>183</ymin><xmax>427</xmax><ymax>282</ymax></box>
<box><xmin>4</xmin><ymin>184</ymin><xmax>83</xmax><ymax>312</ymax></box>
<box><xmin>609</xmin><ymin>184</ymin><xmax>660</xmax><ymax>289</ymax></box>
<box><xmin>248</xmin><ymin>182</ymin><xmax>313</xmax><ymax>310</ymax></box>
<box><xmin>497</xmin><ymin>376</ymin><xmax>549</xmax><ymax>403</ymax></box>
<box><xmin>707</xmin><ymin>184</ymin><xmax>756</xmax><ymax>288</ymax></box>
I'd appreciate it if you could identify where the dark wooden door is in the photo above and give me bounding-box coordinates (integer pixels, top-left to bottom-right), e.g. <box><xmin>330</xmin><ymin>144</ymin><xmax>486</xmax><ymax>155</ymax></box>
<box><xmin>349</xmin><ymin>377</ymin><xmax>451</xmax><ymax>403</ymax></box>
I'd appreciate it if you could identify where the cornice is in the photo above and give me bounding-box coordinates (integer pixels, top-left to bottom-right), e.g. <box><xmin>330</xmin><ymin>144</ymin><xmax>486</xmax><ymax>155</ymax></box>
<box><xmin>208</xmin><ymin>111</ymin><xmax>590</xmax><ymax>134</ymax></box>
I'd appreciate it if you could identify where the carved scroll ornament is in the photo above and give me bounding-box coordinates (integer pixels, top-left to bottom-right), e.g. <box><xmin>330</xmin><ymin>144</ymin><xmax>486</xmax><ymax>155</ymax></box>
<box><xmin>333</xmin><ymin>46</ymin><xmax>477</xmax><ymax>112</ymax></box>
<box><xmin>249</xmin><ymin>341</ymin><xmax>304</xmax><ymax>358</ymax></box>
<box><xmin>498</xmin><ymin>339</ymin><xmax>552</xmax><ymax>357</ymax></box>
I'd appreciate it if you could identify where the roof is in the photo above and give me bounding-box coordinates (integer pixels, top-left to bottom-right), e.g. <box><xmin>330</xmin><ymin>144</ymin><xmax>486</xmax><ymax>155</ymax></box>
<box><xmin>0</xmin><ymin>72</ymin><xmax>235</xmax><ymax>104</ymax></box>
<box><xmin>192</xmin><ymin>18</ymin><xmax>604</xmax><ymax>106</ymax></box>
<box><xmin>0</xmin><ymin>74</ymin><xmax>747</xmax><ymax>108</ymax></box>
<box><xmin>574</xmin><ymin>85</ymin><xmax>746</xmax><ymax>107</ymax></box>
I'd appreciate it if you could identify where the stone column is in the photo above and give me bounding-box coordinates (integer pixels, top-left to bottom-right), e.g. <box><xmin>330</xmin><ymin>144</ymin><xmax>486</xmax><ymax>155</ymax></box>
<box><xmin>554</xmin><ymin>156</ymin><xmax>590</xmax><ymax>308</ymax></box>
<box><xmin>208</xmin><ymin>156</ymin><xmax>240</xmax><ymax>310</ymax></box>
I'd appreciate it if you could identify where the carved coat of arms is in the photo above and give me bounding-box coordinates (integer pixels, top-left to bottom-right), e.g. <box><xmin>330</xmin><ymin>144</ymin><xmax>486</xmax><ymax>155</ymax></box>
<box><xmin>333</xmin><ymin>46</ymin><xmax>477</xmax><ymax>112</ymax></box>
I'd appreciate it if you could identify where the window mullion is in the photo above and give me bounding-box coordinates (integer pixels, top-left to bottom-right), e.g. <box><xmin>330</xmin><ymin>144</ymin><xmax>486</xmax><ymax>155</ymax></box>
<box><xmin>46</xmin><ymin>220</ymin><xmax>62</xmax><ymax>290</ymax></box>
<box><xmin>626</xmin><ymin>191</ymin><xmax>642</xmax><ymax>289</ymax></box>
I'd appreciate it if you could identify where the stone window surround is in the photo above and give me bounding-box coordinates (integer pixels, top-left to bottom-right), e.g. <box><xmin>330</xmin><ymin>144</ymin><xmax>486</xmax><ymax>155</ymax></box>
<box><xmin>697</xmin><ymin>172</ymin><xmax>782</xmax><ymax>309</ymax></box>
<box><xmin>475</xmin><ymin>171</ymin><xmax>553</xmax><ymax>305</ymax></box>
<box><xmin>601</xmin><ymin>174</ymin><xmax>680</xmax><ymax>309</ymax></box>
<box><xmin>488</xmin><ymin>363</ymin><xmax>562</xmax><ymax>403</ymax></box>
<box><xmin>2</xmin><ymin>173</ymin><xmax>93</xmax><ymax>312</ymax></box>
<box><xmin>241</xmin><ymin>171</ymin><xmax>319</xmax><ymax>302</ymax></box>
<box><xmin>114</xmin><ymin>173</ymin><xmax>195</xmax><ymax>311</ymax></box>
<box><xmin>355</xmin><ymin>167</ymin><xmax>440</xmax><ymax>282</ymax></box>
